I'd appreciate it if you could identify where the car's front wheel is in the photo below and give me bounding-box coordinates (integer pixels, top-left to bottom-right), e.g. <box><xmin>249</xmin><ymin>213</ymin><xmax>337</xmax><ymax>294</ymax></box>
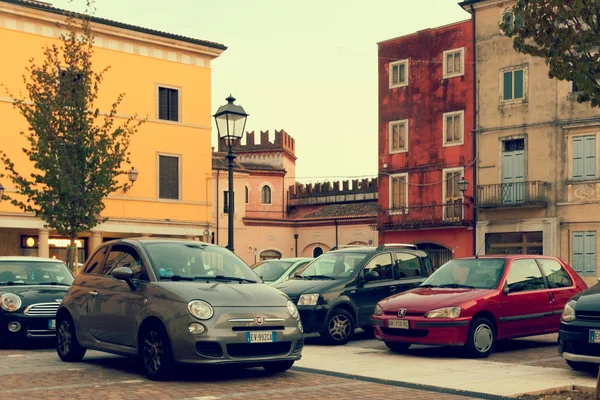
<box><xmin>263</xmin><ymin>360</ymin><xmax>295</xmax><ymax>373</ymax></box>
<box><xmin>321</xmin><ymin>309</ymin><xmax>355</xmax><ymax>345</ymax></box>
<box><xmin>56</xmin><ymin>315</ymin><xmax>86</xmax><ymax>362</ymax></box>
<box><xmin>465</xmin><ymin>317</ymin><xmax>496</xmax><ymax>358</ymax></box>
<box><xmin>385</xmin><ymin>341</ymin><xmax>411</xmax><ymax>353</ymax></box>
<box><xmin>140</xmin><ymin>323</ymin><xmax>175</xmax><ymax>381</ymax></box>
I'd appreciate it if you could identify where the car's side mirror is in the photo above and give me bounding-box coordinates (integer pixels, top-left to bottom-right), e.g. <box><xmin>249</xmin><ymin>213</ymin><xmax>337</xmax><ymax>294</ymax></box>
<box><xmin>502</xmin><ymin>284</ymin><xmax>509</xmax><ymax>295</ymax></box>
<box><xmin>112</xmin><ymin>267</ymin><xmax>137</xmax><ymax>290</ymax></box>
<box><xmin>364</xmin><ymin>271</ymin><xmax>380</xmax><ymax>283</ymax></box>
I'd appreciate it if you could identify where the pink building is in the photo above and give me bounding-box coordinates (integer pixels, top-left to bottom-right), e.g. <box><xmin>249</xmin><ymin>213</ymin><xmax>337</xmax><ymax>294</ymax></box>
<box><xmin>212</xmin><ymin>130</ymin><xmax>379</xmax><ymax>265</ymax></box>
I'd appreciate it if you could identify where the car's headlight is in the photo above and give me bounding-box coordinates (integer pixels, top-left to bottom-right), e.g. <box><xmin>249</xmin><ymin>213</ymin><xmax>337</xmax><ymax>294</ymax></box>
<box><xmin>0</xmin><ymin>293</ymin><xmax>22</xmax><ymax>312</ymax></box>
<box><xmin>373</xmin><ymin>304</ymin><xmax>383</xmax><ymax>316</ymax></box>
<box><xmin>287</xmin><ymin>300</ymin><xmax>299</xmax><ymax>318</ymax></box>
<box><xmin>298</xmin><ymin>294</ymin><xmax>319</xmax><ymax>306</ymax></box>
<box><xmin>424</xmin><ymin>307</ymin><xmax>461</xmax><ymax>319</ymax></box>
<box><xmin>187</xmin><ymin>300</ymin><xmax>214</xmax><ymax>320</ymax></box>
<box><xmin>561</xmin><ymin>301</ymin><xmax>576</xmax><ymax>322</ymax></box>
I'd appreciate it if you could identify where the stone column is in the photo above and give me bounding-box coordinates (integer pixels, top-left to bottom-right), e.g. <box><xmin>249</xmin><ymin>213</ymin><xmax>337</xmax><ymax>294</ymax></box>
<box><xmin>91</xmin><ymin>231</ymin><xmax>103</xmax><ymax>252</ymax></box>
<box><xmin>38</xmin><ymin>229</ymin><xmax>49</xmax><ymax>258</ymax></box>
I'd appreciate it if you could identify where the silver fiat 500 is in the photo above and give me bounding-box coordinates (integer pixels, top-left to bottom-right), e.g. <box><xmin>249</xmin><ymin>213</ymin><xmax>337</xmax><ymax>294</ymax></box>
<box><xmin>56</xmin><ymin>238</ymin><xmax>304</xmax><ymax>380</ymax></box>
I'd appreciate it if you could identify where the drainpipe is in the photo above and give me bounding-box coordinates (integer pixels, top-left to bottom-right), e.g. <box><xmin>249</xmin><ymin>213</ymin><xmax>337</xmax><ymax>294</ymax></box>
<box><xmin>335</xmin><ymin>219</ymin><xmax>339</xmax><ymax>248</ymax></box>
<box><xmin>216</xmin><ymin>169</ymin><xmax>220</xmax><ymax>246</ymax></box>
<box><xmin>470</xmin><ymin>3</ymin><xmax>478</xmax><ymax>256</ymax></box>
<box><xmin>282</xmin><ymin>173</ymin><xmax>286</xmax><ymax>218</ymax></box>
<box><xmin>294</xmin><ymin>234</ymin><xmax>298</xmax><ymax>257</ymax></box>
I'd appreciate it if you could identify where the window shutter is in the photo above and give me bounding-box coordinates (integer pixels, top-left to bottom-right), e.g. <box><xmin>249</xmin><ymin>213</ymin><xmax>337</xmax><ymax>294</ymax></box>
<box><xmin>446</xmin><ymin>54</ymin><xmax>453</xmax><ymax>73</ymax></box>
<box><xmin>584</xmin><ymin>231</ymin><xmax>597</xmax><ymax>276</ymax></box>
<box><xmin>158</xmin><ymin>88</ymin><xmax>169</xmax><ymax>120</ymax></box>
<box><xmin>514</xmin><ymin>70</ymin><xmax>524</xmax><ymax>99</ymax></box>
<box><xmin>446</xmin><ymin>116</ymin><xmax>453</xmax><ymax>141</ymax></box>
<box><xmin>454</xmin><ymin>53</ymin><xmax>461</xmax><ymax>72</ymax></box>
<box><xmin>169</xmin><ymin>89</ymin><xmax>179</xmax><ymax>121</ymax></box>
<box><xmin>399</xmin><ymin>64</ymin><xmax>405</xmax><ymax>83</ymax></box>
<box><xmin>159</xmin><ymin>155</ymin><xmax>179</xmax><ymax>200</ymax></box>
<box><xmin>503</xmin><ymin>71</ymin><xmax>513</xmax><ymax>100</ymax></box>
<box><xmin>573</xmin><ymin>232</ymin><xmax>584</xmax><ymax>274</ymax></box>
<box><xmin>392</xmin><ymin>65</ymin><xmax>398</xmax><ymax>84</ymax></box>
<box><xmin>454</xmin><ymin>115</ymin><xmax>461</xmax><ymax>141</ymax></box>
<box><xmin>572</xmin><ymin>136</ymin><xmax>584</xmax><ymax>180</ymax></box>
<box><xmin>584</xmin><ymin>135</ymin><xmax>596</xmax><ymax>179</ymax></box>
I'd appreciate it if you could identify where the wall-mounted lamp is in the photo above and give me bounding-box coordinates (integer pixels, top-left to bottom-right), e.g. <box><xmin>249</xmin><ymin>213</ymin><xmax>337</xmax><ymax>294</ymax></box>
<box><xmin>0</xmin><ymin>183</ymin><xmax>4</xmax><ymax>200</ymax></box>
<box><xmin>123</xmin><ymin>166</ymin><xmax>139</xmax><ymax>193</ymax></box>
<box><xmin>458</xmin><ymin>177</ymin><xmax>473</xmax><ymax>203</ymax></box>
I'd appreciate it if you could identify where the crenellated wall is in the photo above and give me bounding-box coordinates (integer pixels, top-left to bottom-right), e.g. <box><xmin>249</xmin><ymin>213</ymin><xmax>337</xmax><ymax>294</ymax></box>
<box><xmin>288</xmin><ymin>178</ymin><xmax>378</xmax><ymax>205</ymax></box>
<box><xmin>217</xmin><ymin>129</ymin><xmax>295</xmax><ymax>158</ymax></box>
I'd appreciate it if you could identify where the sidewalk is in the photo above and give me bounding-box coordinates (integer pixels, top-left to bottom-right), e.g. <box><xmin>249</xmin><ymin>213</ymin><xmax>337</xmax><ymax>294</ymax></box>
<box><xmin>295</xmin><ymin>343</ymin><xmax>597</xmax><ymax>398</ymax></box>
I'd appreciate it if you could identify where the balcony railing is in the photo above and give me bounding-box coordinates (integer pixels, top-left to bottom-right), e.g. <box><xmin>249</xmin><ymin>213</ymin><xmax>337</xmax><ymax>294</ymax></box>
<box><xmin>476</xmin><ymin>181</ymin><xmax>550</xmax><ymax>209</ymax></box>
<box><xmin>377</xmin><ymin>201</ymin><xmax>472</xmax><ymax>231</ymax></box>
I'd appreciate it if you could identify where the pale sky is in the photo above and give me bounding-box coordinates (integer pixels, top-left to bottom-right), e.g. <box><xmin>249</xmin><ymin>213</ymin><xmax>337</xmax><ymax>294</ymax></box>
<box><xmin>50</xmin><ymin>0</ymin><xmax>470</xmax><ymax>183</ymax></box>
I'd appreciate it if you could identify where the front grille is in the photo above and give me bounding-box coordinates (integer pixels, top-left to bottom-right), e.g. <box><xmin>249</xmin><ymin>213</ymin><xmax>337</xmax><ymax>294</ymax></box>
<box><xmin>232</xmin><ymin>326</ymin><xmax>285</xmax><ymax>332</ymax></box>
<box><xmin>27</xmin><ymin>329</ymin><xmax>55</xmax><ymax>337</ymax></box>
<box><xmin>384</xmin><ymin>310</ymin><xmax>423</xmax><ymax>317</ymax></box>
<box><xmin>196</xmin><ymin>342</ymin><xmax>223</xmax><ymax>358</ymax></box>
<box><xmin>24</xmin><ymin>303</ymin><xmax>60</xmax><ymax>317</ymax></box>
<box><xmin>227</xmin><ymin>342</ymin><xmax>291</xmax><ymax>358</ymax></box>
<box><xmin>576</xmin><ymin>311</ymin><xmax>600</xmax><ymax>321</ymax></box>
<box><xmin>381</xmin><ymin>327</ymin><xmax>428</xmax><ymax>337</ymax></box>
<box><xmin>293</xmin><ymin>339</ymin><xmax>304</xmax><ymax>354</ymax></box>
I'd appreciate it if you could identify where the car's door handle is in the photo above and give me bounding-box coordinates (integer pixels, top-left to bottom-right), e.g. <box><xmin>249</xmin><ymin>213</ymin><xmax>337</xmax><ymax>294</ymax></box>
<box><xmin>549</xmin><ymin>292</ymin><xmax>554</xmax><ymax>302</ymax></box>
<box><xmin>389</xmin><ymin>286</ymin><xmax>397</xmax><ymax>292</ymax></box>
<box><xmin>88</xmin><ymin>291</ymin><xmax>98</xmax><ymax>296</ymax></box>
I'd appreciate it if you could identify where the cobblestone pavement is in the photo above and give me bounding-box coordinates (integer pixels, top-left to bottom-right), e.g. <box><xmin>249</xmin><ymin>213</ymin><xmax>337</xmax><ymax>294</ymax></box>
<box><xmin>0</xmin><ymin>341</ymin><xmax>476</xmax><ymax>400</ymax></box>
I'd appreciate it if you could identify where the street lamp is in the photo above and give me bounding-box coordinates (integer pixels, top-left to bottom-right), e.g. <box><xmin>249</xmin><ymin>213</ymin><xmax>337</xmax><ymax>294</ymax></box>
<box><xmin>458</xmin><ymin>177</ymin><xmax>473</xmax><ymax>203</ymax></box>
<box><xmin>213</xmin><ymin>95</ymin><xmax>249</xmax><ymax>252</ymax></box>
<box><xmin>0</xmin><ymin>183</ymin><xmax>4</xmax><ymax>200</ymax></box>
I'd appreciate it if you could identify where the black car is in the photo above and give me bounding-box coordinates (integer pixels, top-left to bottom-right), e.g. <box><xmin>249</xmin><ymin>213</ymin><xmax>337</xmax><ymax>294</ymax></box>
<box><xmin>274</xmin><ymin>244</ymin><xmax>434</xmax><ymax>345</ymax></box>
<box><xmin>558</xmin><ymin>281</ymin><xmax>600</xmax><ymax>371</ymax></box>
<box><xmin>0</xmin><ymin>256</ymin><xmax>73</xmax><ymax>344</ymax></box>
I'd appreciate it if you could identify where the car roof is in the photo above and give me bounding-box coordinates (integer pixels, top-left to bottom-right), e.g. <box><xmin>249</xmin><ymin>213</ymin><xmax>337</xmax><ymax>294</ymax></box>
<box><xmin>459</xmin><ymin>255</ymin><xmax>559</xmax><ymax>261</ymax></box>
<box><xmin>0</xmin><ymin>256</ymin><xmax>65</xmax><ymax>263</ymax></box>
<box><xmin>328</xmin><ymin>246</ymin><xmax>429</xmax><ymax>257</ymax></box>
<box><xmin>259</xmin><ymin>257</ymin><xmax>312</xmax><ymax>262</ymax></box>
<box><xmin>106</xmin><ymin>237</ymin><xmax>218</xmax><ymax>247</ymax></box>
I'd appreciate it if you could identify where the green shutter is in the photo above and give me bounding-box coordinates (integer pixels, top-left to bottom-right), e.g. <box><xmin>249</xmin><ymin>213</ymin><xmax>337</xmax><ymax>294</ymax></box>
<box><xmin>514</xmin><ymin>70</ymin><xmax>524</xmax><ymax>99</ymax></box>
<box><xmin>584</xmin><ymin>231</ymin><xmax>597</xmax><ymax>276</ymax></box>
<box><xmin>584</xmin><ymin>135</ymin><xmax>596</xmax><ymax>179</ymax></box>
<box><xmin>503</xmin><ymin>71</ymin><xmax>513</xmax><ymax>100</ymax></box>
<box><xmin>573</xmin><ymin>232</ymin><xmax>585</xmax><ymax>274</ymax></box>
<box><xmin>573</xmin><ymin>136</ymin><xmax>584</xmax><ymax>180</ymax></box>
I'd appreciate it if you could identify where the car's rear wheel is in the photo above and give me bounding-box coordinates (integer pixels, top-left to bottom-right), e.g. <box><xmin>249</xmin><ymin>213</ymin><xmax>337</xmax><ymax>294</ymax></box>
<box><xmin>263</xmin><ymin>360</ymin><xmax>295</xmax><ymax>373</ymax></box>
<box><xmin>321</xmin><ymin>309</ymin><xmax>355</xmax><ymax>345</ymax></box>
<box><xmin>465</xmin><ymin>317</ymin><xmax>495</xmax><ymax>358</ymax></box>
<box><xmin>140</xmin><ymin>322</ymin><xmax>175</xmax><ymax>381</ymax></box>
<box><xmin>566</xmin><ymin>359</ymin><xmax>598</xmax><ymax>372</ymax></box>
<box><xmin>385</xmin><ymin>341</ymin><xmax>411</xmax><ymax>353</ymax></box>
<box><xmin>56</xmin><ymin>315</ymin><xmax>86</xmax><ymax>362</ymax></box>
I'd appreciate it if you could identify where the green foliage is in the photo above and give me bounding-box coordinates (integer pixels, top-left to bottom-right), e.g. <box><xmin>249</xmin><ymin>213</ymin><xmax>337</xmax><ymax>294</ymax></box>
<box><xmin>0</xmin><ymin>0</ymin><xmax>143</xmax><ymax>267</ymax></box>
<box><xmin>500</xmin><ymin>0</ymin><xmax>600</xmax><ymax>107</ymax></box>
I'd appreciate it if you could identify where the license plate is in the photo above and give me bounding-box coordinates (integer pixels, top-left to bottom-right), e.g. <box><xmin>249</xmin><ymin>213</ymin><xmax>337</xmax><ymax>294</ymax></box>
<box><xmin>246</xmin><ymin>332</ymin><xmax>276</xmax><ymax>343</ymax></box>
<box><xmin>388</xmin><ymin>319</ymin><xmax>409</xmax><ymax>329</ymax></box>
<box><xmin>48</xmin><ymin>319</ymin><xmax>56</xmax><ymax>330</ymax></box>
<box><xmin>589</xmin><ymin>330</ymin><xmax>600</xmax><ymax>343</ymax></box>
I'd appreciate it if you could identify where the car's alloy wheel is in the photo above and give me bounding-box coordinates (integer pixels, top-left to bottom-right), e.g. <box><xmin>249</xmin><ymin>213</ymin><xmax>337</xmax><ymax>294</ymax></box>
<box><xmin>322</xmin><ymin>309</ymin><xmax>355</xmax><ymax>345</ymax></box>
<box><xmin>141</xmin><ymin>324</ymin><xmax>174</xmax><ymax>380</ymax></box>
<box><xmin>465</xmin><ymin>317</ymin><xmax>495</xmax><ymax>358</ymax></box>
<box><xmin>263</xmin><ymin>360</ymin><xmax>295</xmax><ymax>373</ymax></box>
<box><xmin>56</xmin><ymin>316</ymin><xmax>86</xmax><ymax>362</ymax></box>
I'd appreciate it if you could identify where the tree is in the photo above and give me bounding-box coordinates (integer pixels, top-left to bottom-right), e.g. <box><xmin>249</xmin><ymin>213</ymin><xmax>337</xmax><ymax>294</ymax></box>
<box><xmin>0</xmin><ymin>0</ymin><xmax>143</xmax><ymax>270</ymax></box>
<box><xmin>500</xmin><ymin>0</ymin><xmax>600</xmax><ymax>107</ymax></box>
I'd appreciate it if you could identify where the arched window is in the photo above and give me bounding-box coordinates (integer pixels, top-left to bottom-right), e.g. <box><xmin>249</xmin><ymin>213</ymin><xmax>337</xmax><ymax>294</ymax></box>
<box><xmin>260</xmin><ymin>249</ymin><xmax>281</xmax><ymax>261</ymax></box>
<box><xmin>313</xmin><ymin>246</ymin><xmax>323</xmax><ymax>257</ymax></box>
<box><xmin>261</xmin><ymin>185</ymin><xmax>272</xmax><ymax>204</ymax></box>
<box><xmin>245</xmin><ymin>186</ymin><xmax>249</xmax><ymax>204</ymax></box>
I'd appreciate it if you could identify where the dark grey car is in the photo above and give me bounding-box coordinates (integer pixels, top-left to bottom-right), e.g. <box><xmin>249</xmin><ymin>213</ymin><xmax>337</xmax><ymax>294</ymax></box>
<box><xmin>56</xmin><ymin>238</ymin><xmax>304</xmax><ymax>380</ymax></box>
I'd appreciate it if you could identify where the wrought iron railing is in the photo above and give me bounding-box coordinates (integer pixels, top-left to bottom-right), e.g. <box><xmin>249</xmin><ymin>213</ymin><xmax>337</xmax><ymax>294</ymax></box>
<box><xmin>476</xmin><ymin>181</ymin><xmax>549</xmax><ymax>208</ymax></box>
<box><xmin>377</xmin><ymin>201</ymin><xmax>472</xmax><ymax>231</ymax></box>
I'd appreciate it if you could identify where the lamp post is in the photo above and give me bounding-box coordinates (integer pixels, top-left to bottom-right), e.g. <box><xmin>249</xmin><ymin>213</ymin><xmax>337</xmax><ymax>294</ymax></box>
<box><xmin>0</xmin><ymin>183</ymin><xmax>4</xmax><ymax>200</ymax></box>
<box><xmin>213</xmin><ymin>95</ymin><xmax>249</xmax><ymax>252</ymax></box>
<box><xmin>458</xmin><ymin>177</ymin><xmax>473</xmax><ymax>203</ymax></box>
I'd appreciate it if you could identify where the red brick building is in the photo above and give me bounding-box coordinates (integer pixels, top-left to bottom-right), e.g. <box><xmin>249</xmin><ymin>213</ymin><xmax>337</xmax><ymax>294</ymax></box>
<box><xmin>376</xmin><ymin>20</ymin><xmax>475</xmax><ymax>267</ymax></box>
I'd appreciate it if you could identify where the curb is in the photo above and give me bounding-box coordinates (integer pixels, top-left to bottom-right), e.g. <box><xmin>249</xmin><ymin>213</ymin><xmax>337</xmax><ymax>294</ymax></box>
<box><xmin>513</xmin><ymin>384</ymin><xmax>596</xmax><ymax>397</ymax></box>
<box><xmin>291</xmin><ymin>366</ymin><xmax>517</xmax><ymax>399</ymax></box>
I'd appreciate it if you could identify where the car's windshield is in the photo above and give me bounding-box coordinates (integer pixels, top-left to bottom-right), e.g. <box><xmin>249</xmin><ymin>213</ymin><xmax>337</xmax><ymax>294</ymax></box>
<box><xmin>251</xmin><ymin>260</ymin><xmax>294</xmax><ymax>281</ymax></box>
<box><xmin>298</xmin><ymin>252</ymin><xmax>369</xmax><ymax>279</ymax></box>
<box><xmin>143</xmin><ymin>242</ymin><xmax>259</xmax><ymax>282</ymax></box>
<box><xmin>0</xmin><ymin>261</ymin><xmax>74</xmax><ymax>285</ymax></box>
<box><xmin>421</xmin><ymin>258</ymin><xmax>506</xmax><ymax>289</ymax></box>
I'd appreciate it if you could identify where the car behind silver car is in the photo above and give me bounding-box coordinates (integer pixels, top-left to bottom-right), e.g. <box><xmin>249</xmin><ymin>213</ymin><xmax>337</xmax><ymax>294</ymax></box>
<box><xmin>56</xmin><ymin>238</ymin><xmax>304</xmax><ymax>380</ymax></box>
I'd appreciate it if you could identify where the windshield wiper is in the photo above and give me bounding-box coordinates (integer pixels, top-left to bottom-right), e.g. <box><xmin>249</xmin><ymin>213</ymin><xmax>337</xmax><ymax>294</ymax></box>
<box><xmin>419</xmin><ymin>284</ymin><xmax>439</xmax><ymax>288</ymax></box>
<box><xmin>39</xmin><ymin>282</ymin><xmax>70</xmax><ymax>286</ymax></box>
<box><xmin>0</xmin><ymin>281</ymin><xmax>28</xmax><ymax>286</ymax></box>
<box><xmin>302</xmin><ymin>275</ymin><xmax>336</xmax><ymax>280</ymax></box>
<box><xmin>160</xmin><ymin>275</ymin><xmax>194</xmax><ymax>281</ymax></box>
<box><xmin>196</xmin><ymin>275</ymin><xmax>257</xmax><ymax>283</ymax></box>
<box><xmin>438</xmin><ymin>283</ymin><xmax>476</xmax><ymax>289</ymax></box>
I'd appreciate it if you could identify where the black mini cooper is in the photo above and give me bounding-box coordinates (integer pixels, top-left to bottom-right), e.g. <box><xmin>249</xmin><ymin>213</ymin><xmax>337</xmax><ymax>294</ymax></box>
<box><xmin>0</xmin><ymin>256</ymin><xmax>73</xmax><ymax>344</ymax></box>
<box><xmin>275</xmin><ymin>244</ymin><xmax>434</xmax><ymax>345</ymax></box>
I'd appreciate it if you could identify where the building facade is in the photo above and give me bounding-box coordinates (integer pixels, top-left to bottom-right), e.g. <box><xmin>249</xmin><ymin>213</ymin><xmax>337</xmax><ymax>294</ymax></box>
<box><xmin>0</xmin><ymin>0</ymin><xmax>224</xmax><ymax>262</ymax></box>
<box><xmin>376</xmin><ymin>20</ymin><xmax>475</xmax><ymax>267</ymax></box>
<box><xmin>212</xmin><ymin>130</ymin><xmax>379</xmax><ymax>266</ymax></box>
<box><xmin>461</xmin><ymin>0</ymin><xmax>600</xmax><ymax>281</ymax></box>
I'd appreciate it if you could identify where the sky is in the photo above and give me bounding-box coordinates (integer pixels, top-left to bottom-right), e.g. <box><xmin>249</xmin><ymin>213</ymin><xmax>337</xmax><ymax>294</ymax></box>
<box><xmin>49</xmin><ymin>0</ymin><xmax>470</xmax><ymax>184</ymax></box>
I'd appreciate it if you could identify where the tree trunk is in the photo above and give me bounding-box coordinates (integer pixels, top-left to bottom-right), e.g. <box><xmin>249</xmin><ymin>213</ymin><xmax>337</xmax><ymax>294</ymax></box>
<box><xmin>66</xmin><ymin>232</ymin><xmax>77</xmax><ymax>272</ymax></box>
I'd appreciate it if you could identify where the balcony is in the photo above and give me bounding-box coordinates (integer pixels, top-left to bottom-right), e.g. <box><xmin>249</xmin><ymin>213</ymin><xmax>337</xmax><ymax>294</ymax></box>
<box><xmin>377</xmin><ymin>201</ymin><xmax>473</xmax><ymax>231</ymax></box>
<box><xmin>476</xmin><ymin>181</ymin><xmax>550</xmax><ymax>209</ymax></box>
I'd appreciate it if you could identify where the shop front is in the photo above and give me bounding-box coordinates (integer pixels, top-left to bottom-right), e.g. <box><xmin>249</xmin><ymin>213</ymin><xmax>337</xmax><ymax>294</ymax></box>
<box><xmin>21</xmin><ymin>235</ymin><xmax>88</xmax><ymax>264</ymax></box>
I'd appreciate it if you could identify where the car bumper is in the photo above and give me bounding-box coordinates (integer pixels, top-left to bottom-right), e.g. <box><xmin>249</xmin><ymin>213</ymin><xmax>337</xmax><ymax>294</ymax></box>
<box><xmin>297</xmin><ymin>306</ymin><xmax>327</xmax><ymax>334</ymax></box>
<box><xmin>0</xmin><ymin>313</ymin><xmax>57</xmax><ymax>339</ymax></box>
<box><xmin>371</xmin><ymin>315</ymin><xmax>471</xmax><ymax>346</ymax></box>
<box><xmin>559</xmin><ymin>321</ymin><xmax>600</xmax><ymax>364</ymax></box>
<box><xmin>166</xmin><ymin>308</ymin><xmax>304</xmax><ymax>365</ymax></box>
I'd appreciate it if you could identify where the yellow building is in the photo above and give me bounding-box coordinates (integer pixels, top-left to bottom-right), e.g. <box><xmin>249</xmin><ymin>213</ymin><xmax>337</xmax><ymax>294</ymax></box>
<box><xmin>461</xmin><ymin>0</ymin><xmax>600</xmax><ymax>283</ymax></box>
<box><xmin>0</xmin><ymin>0</ymin><xmax>225</xmax><ymax>262</ymax></box>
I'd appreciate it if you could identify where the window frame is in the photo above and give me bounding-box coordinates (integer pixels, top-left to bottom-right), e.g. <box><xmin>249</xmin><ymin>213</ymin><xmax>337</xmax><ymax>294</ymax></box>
<box><xmin>157</xmin><ymin>152</ymin><xmax>182</xmax><ymax>201</ymax></box>
<box><xmin>261</xmin><ymin>184</ymin><xmax>272</xmax><ymax>205</ymax></box>
<box><xmin>245</xmin><ymin>186</ymin><xmax>249</xmax><ymax>204</ymax></box>
<box><xmin>361</xmin><ymin>252</ymin><xmax>395</xmax><ymax>283</ymax></box>
<box><xmin>500</xmin><ymin>65</ymin><xmax>528</xmax><ymax>105</ymax></box>
<box><xmin>442</xmin><ymin>47</ymin><xmax>465</xmax><ymax>79</ymax></box>
<box><xmin>389</xmin><ymin>173</ymin><xmax>409</xmax><ymax>215</ymax></box>
<box><xmin>156</xmin><ymin>84</ymin><xmax>181</xmax><ymax>123</ymax></box>
<box><xmin>442</xmin><ymin>110</ymin><xmax>465</xmax><ymax>147</ymax></box>
<box><xmin>389</xmin><ymin>119</ymin><xmax>409</xmax><ymax>154</ymax></box>
<box><xmin>442</xmin><ymin>167</ymin><xmax>465</xmax><ymax>221</ymax></box>
<box><xmin>389</xmin><ymin>59</ymin><xmax>409</xmax><ymax>89</ymax></box>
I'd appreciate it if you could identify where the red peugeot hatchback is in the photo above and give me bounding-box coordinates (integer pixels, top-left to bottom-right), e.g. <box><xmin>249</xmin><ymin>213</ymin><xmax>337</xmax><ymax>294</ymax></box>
<box><xmin>371</xmin><ymin>256</ymin><xmax>587</xmax><ymax>358</ymax></box>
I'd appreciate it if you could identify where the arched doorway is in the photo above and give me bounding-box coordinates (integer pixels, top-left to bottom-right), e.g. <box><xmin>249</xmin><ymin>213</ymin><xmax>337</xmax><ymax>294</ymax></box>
<box><xmin>260</xmin><ymin>249</ymin><xmax>281</xmax><ymax>261</ymax></box>
<box><xmin>313</xmin><ymin>246</ymin><xmax>323</xmax><ymax>257</ymax></box>
<box><xmin>418</xmin><ymin>243</ymin><xmax>453</xmax><ymax>270</ymax></box>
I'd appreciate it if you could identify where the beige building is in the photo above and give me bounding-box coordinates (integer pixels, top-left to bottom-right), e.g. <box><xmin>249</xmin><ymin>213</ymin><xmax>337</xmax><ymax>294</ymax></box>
<box><xmin>462</xmin><ymin>0</ymin><xmax>600</xmax><ymax>281</ymax></box>
<box><xmin>211</xmin><ymin>130</ymin><xmax>379</xmax><ymax>266</ymax></box>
